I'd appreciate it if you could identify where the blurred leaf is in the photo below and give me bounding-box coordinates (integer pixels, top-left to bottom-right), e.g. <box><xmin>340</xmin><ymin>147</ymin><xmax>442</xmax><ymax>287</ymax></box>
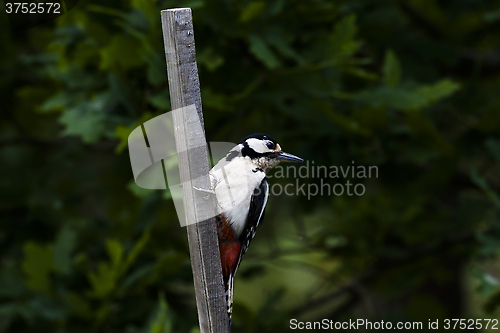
<box><xmin>123</xmin><ymin>229</ymin><xmax>151</xmax><ymax>274</ymax></box>
<box><xmin>485</xmin><ymin>138</ymin><xmax>500</xmax><ymax>162</ymax></box>
<box><xmin>0</xmin><ymin>303</ymin><xmax>34</xmax><ymax>332</ymax></box>
<box><xmin>22</xmin><ymin>242</ymin><xmax>53</xmax><ymax>294</ymax></box>
<box><xmin>342</xmin><ymin>66</ymin><xmax>378</xmax><ymax>80</ymax></box>
<box><xmin>88</xmin><ymin>261</ymin><xmax>119</xmax><ymax>298</ymax></box>
<box><xmin>472</xmin><ymin>268</ymin><xmax>500</xmax><ymax>294</ymax></box>
<box><xmin>145</xmin><ymin>53</ymin><xmax>167</xmax><ymax>86</ymax></box>
<box><xmin>352</xmin><ymin>79</ymin><xmax>460</xmax><ymax>111</ymax></box>
<box><xmin>100</xmin><ymin>35</ymin><xmax>144</xmax><ymax>71</ymax></box>
<box><xmin>240</xmin><ymin>2</ymin><xmax>266</xmax><ymax>22</ymax></box>
<box><xmin>116</xmin><ymin>125</ymin><xmax>134</xmax><ymax>153</ymax></box>
<box><xmin>149</xmin><ymin>90</ymin><xmax>171</xmax><ymax>111</ymax></box>
<box><xmin>330</xmin><ymin>14</ymin><xmax>361</xmax><ymax>59</ymax></box>
<box><xmin>87</xmin><ymin>4</ymin><xmax>124</xmax><ymax>17</ymax></box>
<box><xmin>65</xmin><ymin>291</ymin><xmax>92</xmax><ymax>319</ymax></box>
<box><xmin>39</xmin><ymin>91</ymin><xmax>73</xmax><ymax>113</ymax></box>
<box><xmin>319</xmin><ymin>106</ymin><xmax>371</xmax><ymax>136</ymax></box>
<box><xmin>248</xmin><ymin>34</ymin><xmax>281</xmax><ymax>69</ymax></box>
<box><xmin>197</xmin><ymin>46</ymin><xmax>225</xmax><ymax>71</ymax></box>
<box><xmin>119</xmin><ymin>263</ymin><xmax>156</xmax><ymax>295</ymax></box>
<box><xmin>406</xmin><ymin>112</ymin><xmax>453</xmax><ymax>154</ymax></box>
<box><xmin>107</xmin><ymin>239</ymin><xmax>125</xmax><ymax>271</ymax></box>
<box><xmin>115</xmin><ymin>112</ymin><xmax>158</xmax><ymax>153</ymax></box>
<box><xmin>59</xmin><ymin>93</ymin><xmax>110</xmax><ymax>143</ymax></box>
<box><xmin>471</xmin><ymin>170</ymin><xmax>500</xmax><ymax>209</ymax></box>
<box><xmin>0</xmin><ymin>263</ymin><xmax>25</xmax><ymax>297</ymax></box>
<box><xmin>413</xmin><ymin>79</ymin><xmax>461</xmax><ymax>106</ymax></box>
<box><xmin>87</xmin><ymin>239</ymin><xmax>123</xmax><ymax>298</ymax></box>
<box><xmin>476</xmin><ymin>232</ymin><xmax>500</xmax><ymax>256</ymax></box>
<box><xmin>87</xmin><ymin>230</ymin><xmax>150</xmax><ymax>299</ymax></box>
<box><xmin>130</xmin><ymin>0</ymin><xmax>157</xmax><ymax>25</ymax></box>
<box><xmin>28</xmin><ymin>297</ymin><xmax>67</xmax><ymax>321</ymax></box>
<box><xmin>53</xmin><ymin>226</ymin><xmax>77</xmax><ymax>275</ymax></box>
<box><xmin>484</xmin><ymin>9</ymin><xmax>500</xmax><ymax>23</ymax></box>
<box><xmin>201</xmin><ymin>88</ymin><xmax>231</xmax><ymax>111</ymax></box>
<box><xmin>128</xmin><ymin>180</ymin><xmax>154</xmax><ymax>198</ymax></box>
<box><xmin>149</xmin><ymin>293</ymin><xmax>172</xmax><ymax>333</ymax></box>
<box><xmin>109</xmin><ymin>72</ymin><xmax>135</xmax><ymax>114</ymax></box>
<box><xmin>382</xmin><ymin>49</ymin><xmax>401</xmax><ymax>87</ymax></box>
<box><xmin>265</xmin><ymin>27</ymin><xmax>305</xmax><ymax>65</ymax></box>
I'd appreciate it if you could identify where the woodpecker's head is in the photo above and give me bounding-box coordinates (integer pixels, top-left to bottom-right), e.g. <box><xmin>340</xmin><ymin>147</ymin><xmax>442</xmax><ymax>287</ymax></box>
<box><xmin>237</xmin><ymin>133</ymin><xmax>303</xmax><ymax>171</ymax></box>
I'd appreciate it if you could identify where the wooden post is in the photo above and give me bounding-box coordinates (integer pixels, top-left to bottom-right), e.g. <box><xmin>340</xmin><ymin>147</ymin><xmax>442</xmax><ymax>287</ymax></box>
<box><xmin>161</xmin><ymin>8</ymin><xmax>230</xmax><ymax>333</ymax></box>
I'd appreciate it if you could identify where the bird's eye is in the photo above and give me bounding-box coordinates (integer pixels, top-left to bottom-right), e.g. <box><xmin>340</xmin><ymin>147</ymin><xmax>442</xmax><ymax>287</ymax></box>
<box><xmin>266</xmin><ymin>141</ymin><xmax>276</xmax><ymax>149</ymax></box>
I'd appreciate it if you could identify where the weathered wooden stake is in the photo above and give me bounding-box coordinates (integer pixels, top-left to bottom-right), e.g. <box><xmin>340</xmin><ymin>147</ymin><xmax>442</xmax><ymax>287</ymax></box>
<box><xmin>161</xmin><ymin>8</ymin><xmax>230</xmax><ymax>333</ymax></box>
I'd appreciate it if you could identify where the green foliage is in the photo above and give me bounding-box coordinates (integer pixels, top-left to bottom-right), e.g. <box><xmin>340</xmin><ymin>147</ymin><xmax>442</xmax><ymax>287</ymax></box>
<box><xmin>240</xmin><ymin>2</ymin><xmax>266</xmax><ymax>23</ymax></box>
<box><xmin>88</xmin><ymin>229</ymin><xmax>151</xmax><ymax>298</ymax></box>
<box><xmin>150</xmin><ymin>294</ymin><xmax>173</xmax><ymax>333</ymax></box>
<box><xmin>351</xmin><ymin>79</ymin><xmax>461</xmax><ymax>111</ymax></box>
<box><xmin>329</xmin><ymin>15</ymin><xmax>361</xmax><ymax>60</ymax></box>
<box><xmin>248</xmin><ymin>34</ymin><xmax>281</xmax><ymax>69</ymax></box>
<box><xmin>22</xmin><ymin>242</ymin><xmax>54</xmax><ymax>294</ymax></box>
<box><xmin>382</xmin><ymin>50</ymin><xmax>401</xmax><ymax>88</ymax></box>
<box><xmin>1</xmin><ymin>0</ymin><xmax>500</xmax><ymax>332</ymax></box>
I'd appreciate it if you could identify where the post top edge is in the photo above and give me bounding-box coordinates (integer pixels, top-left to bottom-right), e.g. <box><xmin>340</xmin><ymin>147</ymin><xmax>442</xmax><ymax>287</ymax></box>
<box><xmin>161</xmin><ymin>8</ymin><xmax>192</xmax><ymax>13</ymax></box>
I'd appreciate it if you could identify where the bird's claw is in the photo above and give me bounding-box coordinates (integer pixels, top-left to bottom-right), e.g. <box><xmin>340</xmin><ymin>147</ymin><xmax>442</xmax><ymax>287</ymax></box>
<box><xmin>192</xmin><ymin>186</ymin><xmax>216</xmax><ymax>195</ymax></box>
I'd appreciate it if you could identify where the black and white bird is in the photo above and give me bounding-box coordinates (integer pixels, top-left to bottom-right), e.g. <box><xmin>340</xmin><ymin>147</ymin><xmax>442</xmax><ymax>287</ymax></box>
<box><xmin>209</xmin><ymin>133</ymin><xmax>303</xmax><ymax>321</ymax></box>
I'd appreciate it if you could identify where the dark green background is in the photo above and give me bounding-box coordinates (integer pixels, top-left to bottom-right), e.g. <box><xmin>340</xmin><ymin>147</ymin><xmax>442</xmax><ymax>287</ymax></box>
<box><xmin>1</xmin><ymin>0</ymin><xmax>500</xmax><ymax>332</ymax></box>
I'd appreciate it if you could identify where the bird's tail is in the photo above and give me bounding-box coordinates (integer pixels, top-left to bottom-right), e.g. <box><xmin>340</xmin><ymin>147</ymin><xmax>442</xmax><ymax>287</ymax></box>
<box><xmin>226</xmin><ymin>274</ymin><xmax>234</xmax><ymax>323</ymax></box>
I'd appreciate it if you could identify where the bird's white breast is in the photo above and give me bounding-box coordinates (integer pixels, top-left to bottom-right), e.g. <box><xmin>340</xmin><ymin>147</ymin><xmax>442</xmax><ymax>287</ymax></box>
<box><xmin>210</xmin><ymin>156</ymin><xmax>265</xmax><ymax>237</ymax></box>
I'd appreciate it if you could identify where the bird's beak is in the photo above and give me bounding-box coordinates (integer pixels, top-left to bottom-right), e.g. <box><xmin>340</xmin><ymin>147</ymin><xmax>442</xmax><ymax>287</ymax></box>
<box><xmin>277</xmin><ymin>151</ymin><xmax>303</xmax><ymax>163</ymax></box>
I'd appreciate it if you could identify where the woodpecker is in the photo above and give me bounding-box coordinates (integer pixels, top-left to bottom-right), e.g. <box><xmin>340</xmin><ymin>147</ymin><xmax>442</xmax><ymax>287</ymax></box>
<box><xmin>209</xmin><ymin>133</ymin><xmax>303</xmax><ymax>320</ymax></box>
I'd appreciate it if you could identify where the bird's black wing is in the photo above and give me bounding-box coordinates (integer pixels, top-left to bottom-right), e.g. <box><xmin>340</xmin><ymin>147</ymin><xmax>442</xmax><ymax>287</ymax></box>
<box><xmin>237</xmin><ymin>177</ymin><xmax>269</xmax><ymax>264</ymax></box>
<box><xmin>226</xmin><ymin>177</ymin><xmax>269</xmax><ymax>320</ymax></box>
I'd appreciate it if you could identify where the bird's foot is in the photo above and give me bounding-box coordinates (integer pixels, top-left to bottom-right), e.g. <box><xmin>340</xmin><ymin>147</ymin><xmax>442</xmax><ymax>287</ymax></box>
<box><xmin>192</xmin><ymin>186</ymin><xmax>216</xmax><ymax>195</ymax></box>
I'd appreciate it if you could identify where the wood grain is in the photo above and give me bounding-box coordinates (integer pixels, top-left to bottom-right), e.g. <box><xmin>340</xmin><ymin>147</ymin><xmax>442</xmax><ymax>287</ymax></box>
<box><xmin>161</xmin><ymin>8</ymin><xmax>230</xmax><ymax>333</ymax></box>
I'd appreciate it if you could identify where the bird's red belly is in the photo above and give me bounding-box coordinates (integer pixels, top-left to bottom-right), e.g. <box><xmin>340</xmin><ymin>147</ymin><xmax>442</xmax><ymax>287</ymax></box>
<box><xmin>216</xmin><ymin>213</ymin><xmax>241</xmax><ymax>282</ymax></box>
<box><xmin>219</xmin><ymin>242</ymin><xmax>242</xmax><ymax>280</ymax></box>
